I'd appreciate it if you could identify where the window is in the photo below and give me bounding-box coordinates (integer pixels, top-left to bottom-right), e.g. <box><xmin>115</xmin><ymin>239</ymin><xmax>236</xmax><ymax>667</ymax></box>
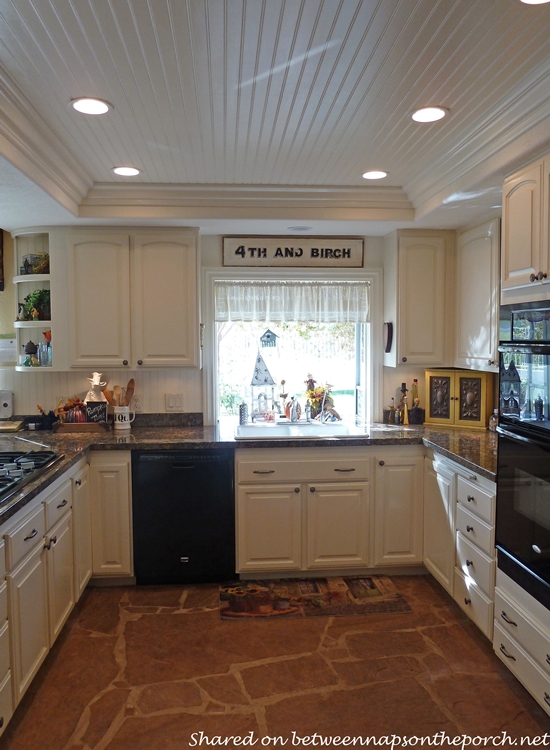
<box><xmin>213</xmin><ymin>279</ymin><xmax>371</xmax><ymax>425</ymax></box>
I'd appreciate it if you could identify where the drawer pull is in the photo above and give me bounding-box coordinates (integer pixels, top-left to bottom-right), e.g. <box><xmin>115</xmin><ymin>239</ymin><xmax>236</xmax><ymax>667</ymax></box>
<box><xmin>74</xmin><ymin>479</ymin><xmax>82</xmax><ymax>486</ymax></box>
<box><xmin>501</xmin><ymin>611</ymin><xmax>518</xmax><ymax>627</ymax></box>
<box><xmin>468</xmin><ymin>475</ymin><xmax>478</xmax><ymax>481</ymax></box>
<box><xmin>24</xmin><ymin>529</ymin><xmax>38</xmax><ymax>541</ymax></box>
<box><xmin>45</xmin><ymin>535</ymin><xmax>57</xmax><ymax>551</ymax></box>
<box><xmin>466</xmin><ymin>525</ymin><xmax>474</xmax><ymax>533</ymax></box>
<box><xmin>464</xmin><ymin>598</ymin><xmax>471</xmax><ymax>605</ymax></box>
<box><xmin>180</xmin><ymin>557</ymin><xmax>189</xmax><ymax>563</ymax></box>
<box><xmin>466</xmin><ymin>559</ymin><xmax>473</xmax><ymax>567</ymax></box>
<box><xmin>500</xmin><ymin>644</ymin><xmax>516</xmax><ymax>661</ymax></box>
<box><xmin>545</xmin><ymin>693</ymin><xmax>550</xmax><ymax>707</ymax></box>
<box><xmin>56</xmin><ymin>499</ymin><xmax>68</xmax><ymax>509</ymax></box>
<box><xmin>334</xmin><ymin>468</ymin><xmax>356</xmax><ymax>472</ymax></box>
<box><xmin>253</xmin><ymin>470</ymin><xmax>275</xmax><ymax>474</ymax></box>
<box><xmin>0</xmin><ymin>717</ymin><xmax>3</xmax><ymax>728</ymax></box>
<box><xmin>467</xmin><ymin>495</ymin><xmax>475</xmax><ymax>503</ymax></box>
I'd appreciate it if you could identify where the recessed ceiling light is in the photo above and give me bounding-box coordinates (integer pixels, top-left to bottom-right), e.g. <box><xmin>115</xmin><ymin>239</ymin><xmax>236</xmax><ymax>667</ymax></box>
<box><xmin>112</xmin><ymin>166</ymin><xmax>141</xmax><ymax>176</ymax></box>
<box><xmin>362</xmin><ymin>170</ymin><xmax>388</xmax><ymax>180</ymax></box>
<box><xmin>411</xmin><ymin>106</ymin><xmax>448</xmax><ymax>123</ymax></box>
<box><xmin>70</xmin><ymin>97</ymin><xmax>113</xmax><ymax>115</ymax></box>
<box><xmin>288</xmin><ymin>226</ymin><xmax>312</xmax><ymax>232</ymax></box>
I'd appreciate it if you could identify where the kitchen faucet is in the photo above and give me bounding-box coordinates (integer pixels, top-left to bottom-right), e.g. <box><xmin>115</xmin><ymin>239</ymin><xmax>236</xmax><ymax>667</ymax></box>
<box><xmin>320</xmin><ymin>390</ymin><xmax>328</xmax><ymax>422</ymax></box>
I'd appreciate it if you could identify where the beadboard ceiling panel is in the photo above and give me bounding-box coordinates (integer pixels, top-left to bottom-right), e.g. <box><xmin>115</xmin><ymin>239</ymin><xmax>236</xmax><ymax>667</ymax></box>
<box><xmin>0</xmin><ymin>0</ymin><xmax>549</xmax><ymax>232</ymax></box>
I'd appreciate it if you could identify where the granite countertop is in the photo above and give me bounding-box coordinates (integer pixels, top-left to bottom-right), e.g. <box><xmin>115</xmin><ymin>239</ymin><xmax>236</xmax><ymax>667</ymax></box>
<box><xmin>0</xmin><ymin>423</ymin><xmax>497</xmax><ymax>525</ymax></box>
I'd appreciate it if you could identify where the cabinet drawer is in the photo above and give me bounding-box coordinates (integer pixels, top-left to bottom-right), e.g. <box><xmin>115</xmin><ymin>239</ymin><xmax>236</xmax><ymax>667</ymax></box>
<box><xmin>455</xmin><ymin>504</ymin><xmax>494</xmax><ymax>556</ymax></box>
<box><xmin>0</xmin><ymin>621</ymin><xmax>9</xmax><ymax>681</ymax></box>
<box><xmin>455</xmin><ymin>532</ymin><xmax>495</xmax><ymax>597</ymax></box>
<box><xmin>454</xmin><ymin>568</ymin><xmax>493</xmax><ymax>638</ymax></box>
<box><xmin>494</xmin><ymin>587</ymin><xmax>550</xmax><ymax>678</ymax></box>
<box><xmin>4</xmin><ymin>504</ymin><xmax>45</xmax><ymax>571</ymax></box>
<box><xmin>237</xmin><ymin>458</ymin><xmax>369</xmax><ymax>483</ymax></box>
<box><xmin>0</xmin><ymin>671</ymin><xmax>12</xmax><ymax>737</ymax></box>
<box><xmin>494</xmin><ymin>622</ymin><xmax>550</xmax><ymax>717</ymax></box>
<box><xmin>457</xmin><ymin>476</ymin><xmax>494</xmax><ymax>524</ymax></box>
<box><xmin>43</xmin><ymin>479</ymin><xmax>71</xmax><ymax>530</ymax></box>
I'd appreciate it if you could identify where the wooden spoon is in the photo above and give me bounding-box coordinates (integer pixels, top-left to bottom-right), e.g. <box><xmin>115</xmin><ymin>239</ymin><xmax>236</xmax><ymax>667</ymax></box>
<box><xmin>102</xmin><ymin>389</ymin><xmax>116</xmax><ymax>406</ymax></box>
<box><xmin>113</xmin><ymin>385</ymin><xmax>122</xmax><ymax>406</ymax></box>
<box><xmin>124</xmin><ymin>378</ymin><xmax>135</xmax><ymax>406</ymax></box>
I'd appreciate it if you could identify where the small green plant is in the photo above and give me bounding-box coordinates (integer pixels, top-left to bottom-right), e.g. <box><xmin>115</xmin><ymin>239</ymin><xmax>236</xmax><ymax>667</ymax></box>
<box><xmin>23</xmin><ymin>289</ymin><xmax>50</xmax><ymax>320</ymax></box>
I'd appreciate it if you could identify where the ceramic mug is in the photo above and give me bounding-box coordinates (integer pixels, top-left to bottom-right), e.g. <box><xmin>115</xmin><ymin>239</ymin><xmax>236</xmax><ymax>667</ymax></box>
<box><xmin>113</xmin><ymin>405</ymin><xmax>135</xmax><ymax>430</ymax></box>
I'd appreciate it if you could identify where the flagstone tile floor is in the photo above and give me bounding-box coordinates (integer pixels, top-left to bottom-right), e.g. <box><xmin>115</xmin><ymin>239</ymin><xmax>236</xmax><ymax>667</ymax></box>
<box><xmin>2</xmin><ymin>575</ymin><xmax>550</xmax><ymax>749</ymax></box>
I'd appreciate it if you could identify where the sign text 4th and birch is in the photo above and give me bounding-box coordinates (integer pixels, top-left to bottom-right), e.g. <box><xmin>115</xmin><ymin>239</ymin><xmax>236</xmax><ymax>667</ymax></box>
<box><xmin>223</xmin><ymin>237</ymin><xmax>364</xmax><ymax>267</ymax></box>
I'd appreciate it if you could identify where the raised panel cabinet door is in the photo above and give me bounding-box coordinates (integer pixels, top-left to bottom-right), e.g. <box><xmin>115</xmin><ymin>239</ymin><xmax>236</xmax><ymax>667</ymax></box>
<box><xmin>425</xmin><ymin>371</ymin><xmax>454</xmax><ymax>425</ymax></box>
<box><xmin>237</xmin><ymin>484</ymin><xmax>302</xmax><ymax>572</ymax></box>
<box><xmin>397</xmin><ymin>236</ymin><xmax>446</xmax><ymax>365</ymax></box>
<box><xmin>501</xmin><ymin>161</ymin><xmax>543</xmax><ymax>290</ymax></box>
<box><xmin>423</xmin><ymin>459</ymin><xmax>455</xmax><ymax>595</ymax></box>
<box><xmin>455</xmin><ymin>372</ymin><xmax>493</xmax><ymax>430</ymax></box>
<box><xmin>455</xmin><ymin>219</ymin><xmax>500</xmax><ymax>370</ymax></box>
<box><xmin>90</xmin><ymin>456</ymin><xmax>132</xmax><ymax>577</ymax></box>
<box><xmin>374</xmin><ymin>457</ymin><xmax>423</xmax><ymax>566</ymax></box>
<box><xmin>8</xmin><ymin>541</ymin><xmax>49</xmax><ymax>706</ymax></box>
<box><xmin>72</xmin><ymin>465</ymin><xmax>92</xmax><ymax>601</ymax></box>
<box><xmin>306</xmin><ymin>482</ymin><xmax>369</xmax><ymax>569</ymax></box>
<box><xmin>67</xmin><ymin>232</ymin><xmax>131</xmax><ymax>368</ymax></box>
<box><xmin>131</xmin><ymin>233</ymin><xmax>199</xmax><ymax>367</ymax></box>
<box><xmin>46</xmin><ymin>512</ymin><xmax>75</xmax><ymax>646</ymax></box>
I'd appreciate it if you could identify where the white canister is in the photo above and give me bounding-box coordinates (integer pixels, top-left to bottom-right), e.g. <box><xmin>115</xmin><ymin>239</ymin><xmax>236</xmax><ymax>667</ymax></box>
<box><xmin>113</xmin><ymin>405</ymin><xmax>135</xmax><ymax>430</ymax></box>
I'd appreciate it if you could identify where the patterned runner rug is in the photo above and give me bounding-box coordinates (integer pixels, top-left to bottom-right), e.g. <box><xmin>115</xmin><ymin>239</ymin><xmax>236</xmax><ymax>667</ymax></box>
<box><xmin>219</xmin><ymin>575</ymin><xmax>412</xmax><ymax>620</ymax></box>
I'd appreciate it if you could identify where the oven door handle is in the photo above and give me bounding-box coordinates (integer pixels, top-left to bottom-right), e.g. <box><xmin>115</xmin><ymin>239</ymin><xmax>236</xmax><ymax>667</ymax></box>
<box><xmin>497</xmin><ymin>426</ymin><xmax>550</xmax><ymax>451</ymax></box>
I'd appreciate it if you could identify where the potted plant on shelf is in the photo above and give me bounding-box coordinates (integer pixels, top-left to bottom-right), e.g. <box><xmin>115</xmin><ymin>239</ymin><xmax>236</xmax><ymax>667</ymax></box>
<box><xmin>22</xmin><ymin>289</ymin><xmax>50</xmax><ymax>321</ymax></box>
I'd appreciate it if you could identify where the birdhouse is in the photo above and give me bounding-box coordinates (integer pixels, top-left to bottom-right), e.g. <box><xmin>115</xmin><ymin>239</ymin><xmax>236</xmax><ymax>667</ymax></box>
<box><xmin>250</xmin><ymin>351</ymin><xmax>276</xmax><ymax>419</ymax></box>
<box><xmin>500</xmin><ymin>359</ymin><xmax>522</xmax><ymax>416</ymax></box>
<box><xmin>260</xmin><ymin>329</ymin><xmax>278</xmax><ymax>348</ymax></box>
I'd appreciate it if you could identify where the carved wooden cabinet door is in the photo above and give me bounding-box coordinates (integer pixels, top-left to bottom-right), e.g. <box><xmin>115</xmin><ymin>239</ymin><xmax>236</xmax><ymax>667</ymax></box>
<box><xmin>425</xmin><ymin>370</ymin><xmax>494</xmax><ymax>429</ymax></box>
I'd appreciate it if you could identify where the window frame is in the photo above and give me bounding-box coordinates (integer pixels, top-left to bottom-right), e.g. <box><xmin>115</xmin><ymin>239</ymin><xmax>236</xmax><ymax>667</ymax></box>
<box><xmin>202</xmin><ymin>266</ymin><xmax>382</xmax><ymax>426</ymax></box>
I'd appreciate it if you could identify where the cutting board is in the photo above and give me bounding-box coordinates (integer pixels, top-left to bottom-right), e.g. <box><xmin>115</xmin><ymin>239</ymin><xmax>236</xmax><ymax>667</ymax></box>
<box><xmin>0</xmin><ymin>421</ymin><xmax>23</xmax><ymax>432</ymax></box>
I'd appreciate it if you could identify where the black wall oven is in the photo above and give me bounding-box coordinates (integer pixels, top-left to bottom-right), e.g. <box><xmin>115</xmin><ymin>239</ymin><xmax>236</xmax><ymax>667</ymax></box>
<box><xmin>497</xmin><ymin>302</ymin><xmax>550</xmax><ymax>610</ymax></box>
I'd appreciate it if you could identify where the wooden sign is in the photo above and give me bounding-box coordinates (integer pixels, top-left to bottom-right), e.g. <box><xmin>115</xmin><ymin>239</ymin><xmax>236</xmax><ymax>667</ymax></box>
<box><xmin>86</xmin><ymin>402</ymin><xmax>108</xmax><ymax>423</ymax></box>
<box><xmin>223</xmin><ymin>237</ymin><xmax>364</xmax><ymax>267</ymax></box>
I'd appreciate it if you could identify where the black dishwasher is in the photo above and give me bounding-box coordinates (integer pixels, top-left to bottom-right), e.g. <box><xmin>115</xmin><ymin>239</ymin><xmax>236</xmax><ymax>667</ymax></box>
<box><xmin>132</xmin><ymin>450</ymin><xmax>236</xmax><ymax>585</ymax></box>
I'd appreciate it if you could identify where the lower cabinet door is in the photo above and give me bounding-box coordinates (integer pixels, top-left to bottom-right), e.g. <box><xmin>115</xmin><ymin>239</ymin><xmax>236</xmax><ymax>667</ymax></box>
<box><xmin>72</xmin><ymin>465</ymin><xmax>92</xmax><ymax>600</ymax></box>
<box><xmin>0</xmin><ymin>671</ymin><xmax>12</xmax><ymax>737</ymax></box>
<box><xmin>237</xmin><ymin>484</ymin><xmax>302</xmax><ymax>572</ymax></box>
<box><xmin>8</xmin><ymin>542</ymin><xmax>49</xmax><ymax>705</ymax></box>
<box><xmin>306</xmin><ymin>482</ymin><xmax>369</xmax><ymax>569</ymax></box>
<box><xmin>423</xmin><ymin>459</ymin><xmax>455</xmax><ymax>595</ymax></box>
<box><xmin>46</xmin><ymin>512</ymin><xmax>75</xmax><ymax>646</ymax></box>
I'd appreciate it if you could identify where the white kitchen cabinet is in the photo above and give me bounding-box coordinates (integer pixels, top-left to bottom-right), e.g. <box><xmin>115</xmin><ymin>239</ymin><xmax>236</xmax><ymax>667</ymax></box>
<box><xmin>455</xmin><ymin>219</ymin><xmax>500</xmax><ymax>371</ymax></box>
<box><xmin>306</xmin><ymin>482</ymin><xmax>369</xmax><ymax>569</ymax></box>
<box><xmin>89</xmin><ymin>451</ymin><xmax>133</xmax><ymax>577</ymax></box>
<box><xmin>423</xmin><ymin>456</ymin><xmax>455</xmax><ymax>595</ymax></box>
<box><xmin>383</xmin><ymin>230</ymin><xmax>455</xmax><ymax>367</ymax></box>
<box><xmin>66</xmin><ymin>227</ymin><xmax>200</xmax><ymax>369</ymax></box>
<box><xmin>237</xmin><ymin>484</ymin><xmax>302</xmax><ymax>572</ymax></box>
<box><xmin>45</xmin><ymin>511</ymin><xmax>74</xmax><ymax>646</ymax></box>
<box><xmin>373</xmin><ymin>450</ymin><xmax>423</xmax><ymax>567</ymax></box>
<box><xmin>501</xmin><ymin>160</ymin><xmax>544</xmax><ymax>292</ymax></box>
<box><xmin>72</xmin><ymin>464</ymin><xmax>92</xmax><ymax>600</ymax></box>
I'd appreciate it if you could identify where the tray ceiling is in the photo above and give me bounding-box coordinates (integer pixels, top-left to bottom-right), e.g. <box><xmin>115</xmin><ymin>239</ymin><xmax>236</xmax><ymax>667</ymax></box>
<box><xmin>0</xmin><ymin>0</ymin><xmax>549</xmax><ymax>233</ymax></box>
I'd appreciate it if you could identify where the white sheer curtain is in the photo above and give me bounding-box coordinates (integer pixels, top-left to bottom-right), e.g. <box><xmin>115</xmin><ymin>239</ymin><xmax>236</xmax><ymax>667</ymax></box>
<box><xmin>214</xmin><ymin>280</ymin><xmax>369</xmax><ymax>323</ymax></box>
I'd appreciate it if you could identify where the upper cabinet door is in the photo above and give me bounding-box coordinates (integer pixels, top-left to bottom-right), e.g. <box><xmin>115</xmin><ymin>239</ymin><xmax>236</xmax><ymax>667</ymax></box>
<box><xmin>501</xmin><ymin>161</ymin><xmax>543</xmax><ymax>290</ymax></box>
<box><xmin>455</xmin><ymin>219</ymin><xmax>500</xmax><ymax>371</ymax></box>
<box><xmin>67</xmin><ymin>233</ymin><xmax>131</xmax><ymax>368</ymax></box>
<box><xmin>131</xmin><ymin>233</ymin><xmax>199</xmax><ymax>367</ymax></box>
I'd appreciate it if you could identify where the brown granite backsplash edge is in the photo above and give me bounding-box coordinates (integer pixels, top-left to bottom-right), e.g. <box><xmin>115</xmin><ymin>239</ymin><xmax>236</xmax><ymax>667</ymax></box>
<box><xmin>14</xmin><ymin>412</ymin><xmax>204</xmax><ymax>428</ymax></box>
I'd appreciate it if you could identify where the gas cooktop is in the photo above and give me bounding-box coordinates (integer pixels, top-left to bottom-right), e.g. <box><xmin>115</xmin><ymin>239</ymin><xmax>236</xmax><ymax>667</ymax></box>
<box><xmin>0</xmin><ymin>450</ymin><xmax>64</xmax><ymax>507</ymax></box>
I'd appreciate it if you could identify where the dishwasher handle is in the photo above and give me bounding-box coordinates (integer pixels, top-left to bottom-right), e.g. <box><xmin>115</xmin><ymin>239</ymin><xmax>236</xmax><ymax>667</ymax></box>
<box><xmin>171</xmin><ymin>464</ymin><xmax>196</xmax><ymax>470</ymax></box>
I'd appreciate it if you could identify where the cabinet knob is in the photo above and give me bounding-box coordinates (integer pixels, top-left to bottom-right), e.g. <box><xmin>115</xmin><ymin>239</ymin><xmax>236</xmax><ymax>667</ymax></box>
<box><xmin>310</xmin><ymin>487</ymin><xmax>316</xmax><ymax>493</ymax></box>
<box><xmin>294</xmin><ymin>487</ymin><xmax>300</xmax><ymax>493</ymax></box>
<box><xmin>379</xmin><ymin>460</ymin><xmax>385</xmax><ymax>466</ymax></box>
<box><xmin>402</xmin><ymin>357</ymin><xmax>407</xmax><ymax>362</ymax></box>
<box><xmin>530</xmin><ymin>271</ymin><xmax>548</xmax><ymax>282</ymax></box>
<box><xmin>466</xmin><ymin>525</ymin><xmax>474</xmax><ymax>533</ymax></box>
<box><xmin>137</xmin><ymin>360</ymin><xmax>143</xmax><ymax>365</ymax></box>
<box><xmin>0</xmin><ymin>717</ymin><xmax>3</xmax><ymax>728</ymax></box>
<box><xmin>123</xmin><ymin>360</ymin><xmax>128</xmax><ymax>366</ymax></box>
<box><xmin>467</xmin><ymin>495</ymin><xmax>475</xmax><ymax>502</ymax></box>
<box><xmin>488</xmin><ymin>359</ymin><xmax>495</xmax><ymax>365</ymax></box>
<box><xmin>466</xmin><ymin>559</ymin><xmax>473</xmax><ymax>567</ymax></box>
<box><xmin>464</xmin><ymin>597</ymin><xmax>471</xmax><ymax>605</ymax></box>
<box><xmin>545</xmin><ymin>693</ymin><xmax>550</xmax><ymax>707</ymax></box>
<box><xmin>75</xmin><ymin>479</ymin><xmax>81</xmax><ymax>486</ymax></box>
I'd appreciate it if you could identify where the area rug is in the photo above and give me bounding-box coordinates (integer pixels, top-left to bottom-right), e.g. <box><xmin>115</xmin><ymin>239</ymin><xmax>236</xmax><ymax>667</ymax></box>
<box><xmin>219</xmin><ymin>575</ymin><xmax>412</xmax><ymax>620</ymax></box>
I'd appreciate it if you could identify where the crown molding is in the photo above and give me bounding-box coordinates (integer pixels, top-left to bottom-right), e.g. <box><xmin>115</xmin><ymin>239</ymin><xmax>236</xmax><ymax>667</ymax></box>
<box><xmin>0</xmin><ymin>66</ymin><xmax>91</xmax><ymax>214</ymax></box>
<box><xmin>79</xmin><ymin>183</ymin><xmax>414</xmax><ymax>221</ymax></box>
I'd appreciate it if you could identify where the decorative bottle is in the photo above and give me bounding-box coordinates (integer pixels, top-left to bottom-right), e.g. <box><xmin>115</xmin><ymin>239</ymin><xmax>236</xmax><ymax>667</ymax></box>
<box><xmin>488</xmin><ymin>409</ymin><xmax>498</xmax><ymax>432</ymax></box>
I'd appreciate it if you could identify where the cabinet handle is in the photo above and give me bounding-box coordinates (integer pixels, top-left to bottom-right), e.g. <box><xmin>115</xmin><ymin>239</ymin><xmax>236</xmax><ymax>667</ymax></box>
<box><xmin>467</xmin><ymin>495</ymin><xmax>475</xmax><ymax>503</ymax></box>
<box><xmin>499</xmin><ymin>644</ymin><xmax>516</xmax><ymax>661</ymax></box>
<box><xmin>546</xmin><ymin>654</ymin><xmax>550</xmax><ymax>665</ymax></box>
<box><xmin>180</xmin><ymin>557</ymin><xmax>189</xmax><ymax>563</ymax></box>
<box><xmin>501</xmin><ymin>611</ymin><xmax>518</xmax><ymax>627</ymax></box>
<box><xmin>464</xmin><ymin>597</ymin><xmax>471</xmax><ymax>605</ymax></box>
<box><xmin>488</xmin><ymin>359</ymin><xmax>495</xmax><ymax>365</ymax></box>
<box><xmin>466</xmin><ymin>525</ymin><xmax>474</xmax><ymax>533</ymax></box>
<box><xmin>24</xmin><ymin>529</ymin><xmax>38</xmax><ymax>541</ymax></box>
<box><xmin>466</xmin><ymin>559</ymin><xmax>473</xmax><ymax>567</ymax></box>
<box><xmin>56</xmin><ymin>499</ymin><xmax>68</xmax><ymax>509</ymax></box>
<box><xmin>74</xmin><ymin>479</ymin><xmax>81</xmax><ymax>486</ymax></box>
<box><xmin>467</xmin><ymin>475</ymin><xmax>478</xmax><ymax>481</ymax></box>
<box><xmin>334</xmin><ymin>468</ymin><xmax>355</xmax><ymax>472</ymax></box>
<box><xmin>253</xmin><ymin>470</ymin><xmax>275</xmax><ymax>474</ymax></box>
<box><xmin>137</xmin><ymin>360</ymin><xmax>143</xmax><ymax>365</ymax></box>
<box><xmin>123</xmin><ymin>360</ymin><xmax>128</xmax><ymax>366</ymax></box>
<box><xmin>402</xmin><ymin>357</ymin><xmax>407</xmax><ymax>362</ymax></box>
<box><xmin>545</xmin><ymin>693</ymin><xmax>550</xmax><ymax>707</ymax></box>
<box><xmin>0</xmin><ymin>717</ymin><xmax>3</xmax><ymax>728</ymax></box>
<box><xmin>310</xmin><ymin>487</ymin><xmax>316</xmax><ymax>492</ymax></box>
<box><xmin>294</xmin><ymin>487</ymin><xmax>300</xmax><ymax>493</ymax></box>
<box><xmin>379</xmin><ymin>461</ymin><xmax>385</xmax><ymax>466</ymax></box>
<box><xmin>44</xmin><ymin>535</ymin><xmax>57</xmax><ymax>551</ymax></box>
